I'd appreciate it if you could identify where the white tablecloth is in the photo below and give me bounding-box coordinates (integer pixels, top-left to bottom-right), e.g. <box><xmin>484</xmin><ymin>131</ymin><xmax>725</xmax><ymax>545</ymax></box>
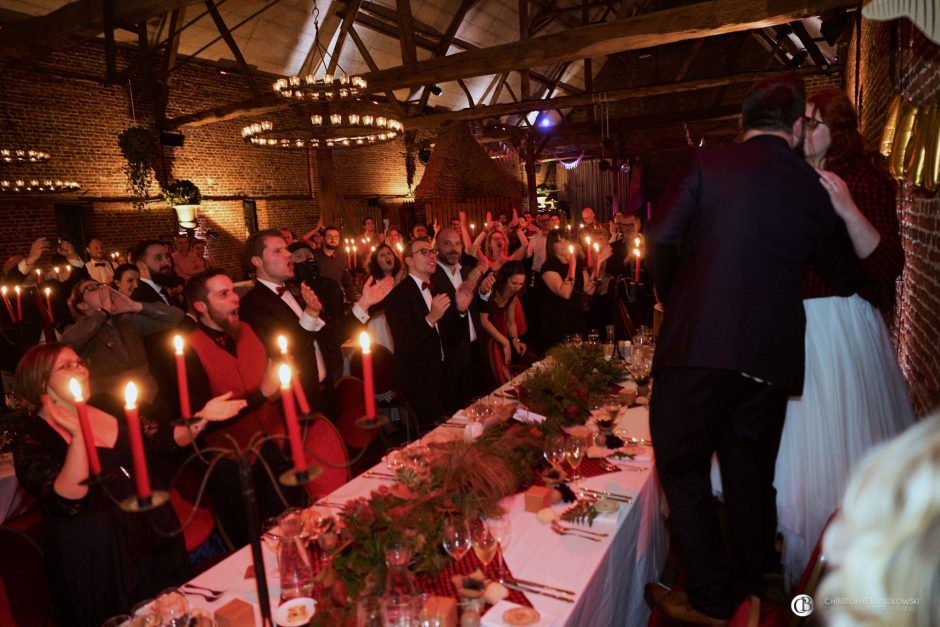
<box><xmin>184</xmin><ymin>379</ymin><xmax>668</xmax><ymax>626</ymax></box>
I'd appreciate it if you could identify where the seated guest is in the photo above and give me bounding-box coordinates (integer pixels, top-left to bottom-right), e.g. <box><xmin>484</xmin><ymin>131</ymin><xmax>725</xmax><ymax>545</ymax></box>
<box><xmin>818</xmin><ymin>414</ymin><xmax>940</xmax><ymax>627</ymax></box>
<box><xmin>365</xmin><ymin>243</ymin><xmax>405</xmax><ymax>352</ymax></box>
<box><xmin>540</xmin><ymin>229</ymin><xmax>595</xmax><ymax>350</ymax></box>
<box><xmin>131</xmin><ymin>239</ymin><xmax>186</xmax><ymax>310</ymax></box>
<box><xmin>181</xmin><ymin>269</ymin><xmax>292</xmax><ymax>546</ymax></box>
<box><xmin>12</xmin><ymin>343</ymin><xmax>244</xmax><ymax>626</ymax></box>
<box><xmin>480</xmin><ymin>261</ymin><xmax>530</xmax><ymax>383</ymax></box>
<box><xmin>84</xmin><ymin>237</ymin><xmax>116</xmax><ymax>284</ymax></box>
<box><xmin>171</xmin><ymin>234</ymin><xmax>207</xmax><ymax>281</ymax></box>
<box><xmin>113</xmin><ymin>262</ymin><xmax>141</xmax><ymax>297</ymax></box>
<box><xmin>384</xmin><ymin>237</ymin><xmax>475</xmax><ymax>428</ymax></box>
<box><xmin>62</xmin><ymin>279</ymin><xmax>183</xmax><ymax>402</ymax></box>
<box><xmin>312</xmin><ymin>226</ymin><xmax>357</xmax><ymax>304</ymax></box>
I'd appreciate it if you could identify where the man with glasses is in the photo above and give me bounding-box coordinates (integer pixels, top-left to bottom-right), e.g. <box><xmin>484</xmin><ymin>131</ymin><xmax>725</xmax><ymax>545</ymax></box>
<box><xmin>313</xmin><ymin>225</ymin><xmax>357</xmax><ymax>303</ymax></box>
<box><xmin>61</xmin><ymin>279</ymin><xmax>183</xmax><ymax>402</ymax></box>
<box><xmin>385</xmin><ymin>237</ymin><xmax>475</xmax><ymax>428</ymax></box>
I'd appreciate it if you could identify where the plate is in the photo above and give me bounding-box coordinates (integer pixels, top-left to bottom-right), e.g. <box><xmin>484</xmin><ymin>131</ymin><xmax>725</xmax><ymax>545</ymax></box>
<box><xmin>274</xmin><ymin>597</ymin><xmax>316</xmax><ymax>626</ymax></box>
<box><xmin>593</xmin><ymin>498</ymin><xmax>619</xmax><ymax>514</ymax></box>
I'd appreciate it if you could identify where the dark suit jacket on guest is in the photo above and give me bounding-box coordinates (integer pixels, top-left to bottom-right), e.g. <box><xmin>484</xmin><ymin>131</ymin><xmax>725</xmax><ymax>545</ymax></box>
<box><xmin>648</xmin><ymin>135</ymin><xmax>864</xmax><ymax>395</ymax></box>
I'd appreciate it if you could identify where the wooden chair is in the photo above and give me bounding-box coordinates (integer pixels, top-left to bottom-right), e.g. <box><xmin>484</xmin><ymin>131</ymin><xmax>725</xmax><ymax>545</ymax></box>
<box><xmin>350</xmin><ymin>344</ymin><xmax>420</xmax><ymax>442</ymax></box>
<box><xmin>333</xmin><ymin>375</ymin><xmax>376</xmax><ymax>451</ymax></box>
<box><xmin>302</xmin><ymin>414</ymin><xmax>350</xmax><ymax>501</ymax></box>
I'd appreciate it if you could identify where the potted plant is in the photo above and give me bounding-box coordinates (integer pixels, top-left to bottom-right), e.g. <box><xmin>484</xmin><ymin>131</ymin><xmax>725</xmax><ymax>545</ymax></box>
<box><xmin>162</xmin><ymin>179</ymin><xmax>202</xmax><ymax>228</ymax></box>
<box><xmin>117</xmin><ymin>127</ymin><xmax>159</xmax><ymax>210</ymax></box>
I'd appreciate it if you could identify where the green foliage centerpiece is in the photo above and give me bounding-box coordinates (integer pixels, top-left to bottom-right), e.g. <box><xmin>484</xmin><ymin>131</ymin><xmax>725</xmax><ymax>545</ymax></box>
<box><xmin>518</xmin><ymin>342</ymin><xmax>622</xmax><ymax>435</ymax></box>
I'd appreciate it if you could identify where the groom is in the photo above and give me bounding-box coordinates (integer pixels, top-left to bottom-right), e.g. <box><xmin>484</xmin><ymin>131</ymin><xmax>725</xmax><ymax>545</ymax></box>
<box><xmin>644</xmin><ymin>73</ymin><xmax>863</xmax><ymax>624</ymax></box>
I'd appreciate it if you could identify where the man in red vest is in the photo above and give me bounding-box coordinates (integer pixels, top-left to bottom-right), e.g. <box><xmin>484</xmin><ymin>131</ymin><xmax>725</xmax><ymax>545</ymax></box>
<box><xmin>182</xmin><ymin>269</ymin><xmax>288</xmax><ymax>547</ymax></box>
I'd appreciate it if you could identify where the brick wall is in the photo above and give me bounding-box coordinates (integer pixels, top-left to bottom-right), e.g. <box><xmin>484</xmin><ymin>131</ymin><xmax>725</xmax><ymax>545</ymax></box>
<box><xmin>847</xmin><ymin>18</ymin><xmax>940</xmax><ymax>416</ymax></box>
<box><xmin>0</xmin><ymin>40</ymin><xmax>414</xmax><ymax>276</ymax></box>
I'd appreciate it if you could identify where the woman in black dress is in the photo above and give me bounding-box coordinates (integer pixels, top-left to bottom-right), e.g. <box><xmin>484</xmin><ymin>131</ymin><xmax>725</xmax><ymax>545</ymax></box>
<box><xmin>13</xmin><ymin>342</ymin><xmax>245</xmax><ymax>626</ymax></box>
<box><xmin>539</xmin><ymin>229</ymin><xmax>596</xmax><ymax>350</ymax></box>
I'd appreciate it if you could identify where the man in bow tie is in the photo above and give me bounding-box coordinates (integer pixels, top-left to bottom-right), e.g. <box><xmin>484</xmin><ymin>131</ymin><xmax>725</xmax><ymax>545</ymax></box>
<box><xmin>84</xmin><ymin>238</ymin><xmax>115</xmax><ymax>284</ymax></box>
<box><xmin>385</xmin><ymin>237</ymin><xmax>477</xmax><ymax>429</ymax></box>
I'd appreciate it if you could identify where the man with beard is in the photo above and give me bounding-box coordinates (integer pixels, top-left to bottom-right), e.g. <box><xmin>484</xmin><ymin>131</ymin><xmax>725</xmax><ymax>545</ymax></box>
<box><xmin>432</xmin><ymin>228</ymin><xmax>494</xmax><ymax>410</ymax></box>
<box><xmin>131</xmin><ymin>239</ymin><xmax>186</xmax><ymax>310</ymax></box>
<box><xmin>240</xmin><ymin>229</ymin><xmax>393</xmax><ymax>419</ymax></box>
<box><xmin>84</xmin><ymin>237</ymin><xmax>116</xmax><ymax>284</ymax></box>
<box><xmin>312</xmin><ymin>226</ymin><xmax>357</xmax><ymax>304</ymax></box>
<box><xmin>180</xmin><ymin>269</ymin><xmax>290</xmax><ymax>546</ymax></box>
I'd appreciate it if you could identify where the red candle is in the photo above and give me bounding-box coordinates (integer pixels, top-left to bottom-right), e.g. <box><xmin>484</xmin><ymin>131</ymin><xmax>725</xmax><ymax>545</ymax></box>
<box><xmin>173</xmin><ymin>336</ymin><xmax>192</xmax><ymax>419</ymax></box>
<box><xmin>2</xmin><ymin>286</ymin><xmax>16</xmax><ymax>322</ymax></box>
<box><xmin>633</xmin><ymin>247</ymin><xmax>642</xmax><ymax>283</ymax></box>
<box><xmin>278</xmin><ymin>364</ymin><xmax>307</xmax><ymax>473</ymax></box>
<box><xmin>68</xmin><ymin>378</ymin><xmax>102</xmax><ymax>475</ymax></box>
<box><xmin>15</xmin><ymin>286</ymin><xmax>22</xmax><ymax>322</ymax></box>
<box><xmin>352</xmin><ymin>245</ymin><xmax>358</xmax><ymax>268</ymax></box>
<box><xmin>277</xmin><ymin>336</ymin><xmax>311</xmax><ymax>414</ymax></box>
<box><xmin>359</xmin><ymin>332</ymin><xmax>376</xmax><ymax>418</ymax></box>
<box><xmin>584</xmin><ymin>236</ymin><xmax>592</xmax><ymax>267</ymax></box>
<box><xmin>123</xmin><ymin>382</ymin><xmax>152</xmax><ymax>500</ymax></box>
<box><xmin>592</xmin><ymin>243</ymin><xmax>601</xmax><ymax>277</ymax></box>
<box><xmin>567</xmin><ymin>245</ymin><xmax>576</xmax><ymax>280</ymax></box>
<box><xmin>44</xmin><ymin>287</ymin><xmax>53</xmax><ymax>320</ymax></box>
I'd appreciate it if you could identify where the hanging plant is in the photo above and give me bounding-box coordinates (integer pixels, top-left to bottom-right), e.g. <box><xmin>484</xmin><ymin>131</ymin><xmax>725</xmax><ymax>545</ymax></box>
<box><xmin>162</xmin><ymin>179</ymin><xmax>202</xmax><ymax>207</ymax></box>
<box><xmin>118</xmin><ymin>127</ymin><xmax>159</xmax><ymax>210</ymax></box>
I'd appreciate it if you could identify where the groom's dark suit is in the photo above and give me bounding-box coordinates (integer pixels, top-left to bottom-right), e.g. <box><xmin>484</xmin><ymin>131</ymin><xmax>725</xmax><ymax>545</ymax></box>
<box><xmin>647</xmin><ymin>135</ymin><xmax>864</xmax><ymax>618</ymax></box>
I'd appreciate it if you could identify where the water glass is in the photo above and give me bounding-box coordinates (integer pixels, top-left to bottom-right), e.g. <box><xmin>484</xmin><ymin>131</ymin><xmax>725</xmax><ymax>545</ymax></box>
<box><xmin>356</xmin><ymin>596</ymin><xmax>382</xmax><ymax>627</ymax></box>
<box><xmin>384</xmin><ymin>448</ymin><xmax>404</xmax><ymax>473</ymax></box>
<box><xmin>618</xmin><ymin>340</ymin><xmax>632</xmax><ymax>363</ymax></box>
<box><xmin>381</xmin><ymin>594</ymin><xmax>420</xmax><ymax>627</ymax></box>
<box><xmin>602</xmin><ymin>343</ymin><xmax>615</xmax><ymax>361</ymax></box>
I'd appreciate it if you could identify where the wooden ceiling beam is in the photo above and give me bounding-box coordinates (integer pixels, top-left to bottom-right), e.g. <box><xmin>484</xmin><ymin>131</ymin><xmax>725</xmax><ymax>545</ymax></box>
<box><xmin>326</xmin><ymin>0</ymin><xmax>364</xmax><ymax>75</ymax></box>
<box><xmin>363</xmin><ymin>0</ymin><xmax>854</xmax><ymax>93</ymax></box>
<box><xmin>346</xmin><ymin>25</ymin><xmax>406</xmax><ymax>117</ymax></box>
<box><xmin>204</xmin><ymin>0</ymin><xmax>262</xmax><ymax>97</ymax></box>
<box><xmin>0</xmin><ymin>0</ymin><xmax>204</xmax><ymax>61</ymax></box>
<box><xmin>403</xmin><ymin>67</ymin><xmax>823</xmax><ymax>131</ymax></box>
<box><xmin>414</xmin><ymin>0</ymin><xmax>480</xmax><ymax>108</ymax></box>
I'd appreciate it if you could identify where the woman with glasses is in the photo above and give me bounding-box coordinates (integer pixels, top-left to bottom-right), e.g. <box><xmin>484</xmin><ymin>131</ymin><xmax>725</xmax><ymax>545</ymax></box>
<box><xmin>774</xmin><ymin>89</ymin><xmax>914</xmax><ymax>590</ymax></box>
<box><xmin>538</xmin><ymin>229</ymin><xmax>596</xmax><ymax>350</ymax></box>
<box><xmin>62</xmin><ymin>279</ymin><xmax>183</xmax><ymax>402</ymax></box>
<box><xmin>11</xmin><ymin>342</ymin><xmax>246</xmax><ymax>626</ymax></box>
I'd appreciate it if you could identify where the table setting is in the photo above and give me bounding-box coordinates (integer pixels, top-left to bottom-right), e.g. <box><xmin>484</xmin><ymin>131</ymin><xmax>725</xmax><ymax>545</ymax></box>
<box><xmin>165</xmin><ymin>342</ymin><xmax>667</xmax><ymax>626</ymax></box>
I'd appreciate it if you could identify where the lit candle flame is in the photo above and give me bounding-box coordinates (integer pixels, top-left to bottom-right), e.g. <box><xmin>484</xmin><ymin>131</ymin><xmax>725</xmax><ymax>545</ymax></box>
<box><xmin>1</xmin><ymin>286</ymin><xmax>6</xmax><ymax>295</ymax></box>
<box><xmin>14</xmin><ymin>286</ymin><xmax>20</xmax><ymax>295</ymax></box>
<box><xmin>53</xmin><ymin>266</ymin><xmax>59</xmax><ymax>274</ymax></box>
<box><xmin>358</xmin><ymin>330</ymin><xmax>371</xmax><ymax>354</ymax></box>
<box><xmin>44</xmin><ymin>287</ymin><xmax>50</xmax><ymax>295</ymax></box>
<box><xmin>396</xmin><ymin>243</ymin><xmax>403</xmax><ymax>252</ymax></box>
<box><xmin>173</xmin><ymin>335</ymin><xmax>184</xmax><ymax>355</ymax></box>
<box><xmin>124</xmin><ymin>381</ymin><xmax>138</xmax><ymax>409</ymax></box>
<box><xmin>585</xmin><ymin>236</ymin><xmax>591</xmax><ymax>246</ymax></box>
<box><xmin>634</xmin><ymin>237</ymin><xmax>641</xmax><ymax>247</ymax></box>
<box><xmin>278</xmin><ymin>363</ymin><xmax>292</xmax><ymax>388</ymax></box>
<box><xmin>277</xmin><ymin>335</ymin><xmax>288</xmax><ymax>355</ymax></box>
<box><xmin>568</xmin><ymin>245</ymin><xmax>575</xmax><ymax>254</ymax></box>
<box><xmin>68</xmin><ymin>377</ymin><xmax>84</xmax><ymax>403</ymax></box>
<box><xmin>633</xmin><ymin>248</ymin><xmax>641</xmax><ymax>258</ymax></box>
<box><xmin>593</xmin><ymin>243</ymin><xmax>599</xmax><ymax>252</ymax></box>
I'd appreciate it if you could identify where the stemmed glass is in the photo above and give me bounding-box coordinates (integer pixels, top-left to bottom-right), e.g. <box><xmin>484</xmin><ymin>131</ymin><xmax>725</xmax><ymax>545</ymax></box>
<box><xmin>543</xmin><ymin>435</ymin><xmax>566</xmax><ymax>473</ymax></box>
<box><xmin>468</xmin><ymin>519</ymin><xmax>499</xmax><ymax>571</ymax></box>
<box><xmin>565</xmin><ymin>435</ymin><xmax>588</xmax><ymax>482</ymax></box>
<box><xmin>629</xmin><ymin>345</ymin><xmax>653</xmax><ymax>395</ymax></box>
<box><xmin>442</xmin><ymin>518</ymin><xmax>471</xmax><ymax>562</ymax></box>
<box><xmin>487</xmin><ymin>516</ymin><xmax>511</xmax><ymax>582</ymax></box>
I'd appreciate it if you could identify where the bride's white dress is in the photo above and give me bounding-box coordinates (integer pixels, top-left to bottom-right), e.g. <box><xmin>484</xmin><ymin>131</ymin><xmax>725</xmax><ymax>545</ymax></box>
<box><xmin>775</xmin><ymin>294</ymin><xmax>914</xmax><ymax>590</ymax></box>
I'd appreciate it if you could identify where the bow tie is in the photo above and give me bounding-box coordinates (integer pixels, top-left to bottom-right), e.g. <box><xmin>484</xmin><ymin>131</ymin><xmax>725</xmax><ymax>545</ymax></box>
<box><xmin>93</xmin><ymin>262</ymin><xmax>109</xmax><ymax>267</ymax></box>
<box><xmin>421</xmin><ymin>281</ymin><xmax>432</xmax><ymax>292</ymax></box>
<box><xmin>276</xmin><ymin>285</ymin><xmax>291</xmax><ymax>296</ymax></box>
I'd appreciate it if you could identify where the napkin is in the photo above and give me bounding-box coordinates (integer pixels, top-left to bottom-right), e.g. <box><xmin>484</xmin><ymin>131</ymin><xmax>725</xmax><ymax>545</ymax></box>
<box><xmin>616</xmin><ymin>406</ymin><xmax>651</xmax><ymax>440</ymax></box>
<box><xmin>482</xmin><ymin>600</ymin><xmax>557</xmax><ymax>627</ymax></box>
<box><xmin>513</xmin><ymin>407</ymin><xmax>546</xmax><ymax>424</ymax></box>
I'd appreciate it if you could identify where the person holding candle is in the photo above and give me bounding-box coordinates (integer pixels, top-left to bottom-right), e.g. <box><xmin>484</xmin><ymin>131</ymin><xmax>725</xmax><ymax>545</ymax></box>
<box><xmin>480</xmin><ymin>262</ymin><xmax>531</xmax><ymax>384</ymax></box>
<box><xmin>538</xmin><ymin>229</ymin><xmax>595</xmax><ymax>350</ymax></box>
<box><xmin>11</xmin><ymin>343</ymin><xmax>245</xmax><ymax>626</ymax></box>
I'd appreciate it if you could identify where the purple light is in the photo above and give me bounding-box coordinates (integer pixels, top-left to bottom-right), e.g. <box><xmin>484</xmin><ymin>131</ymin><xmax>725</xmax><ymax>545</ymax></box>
<box><xmin>539</xmin><ymin>116</ymin><xmax>552</xmax><ymax>128</ymax></box>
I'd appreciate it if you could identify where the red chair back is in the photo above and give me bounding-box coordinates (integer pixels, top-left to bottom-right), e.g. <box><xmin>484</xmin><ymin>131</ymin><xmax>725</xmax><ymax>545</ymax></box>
<box><xmin>303</xmin><ymin>414</ymin><xmax>350</xmax><ymax>500</ymax></box>
<box><xmin>334</xmin><ymin>376</ymin><xmax>376</xmax><ymax>450</ymax></box>
<box><xmin>350</xmin><ymin>343</ymin><xmax>397</xmax><ymax>396</ymax></box>
<box><xmin>169</xmin><ymin>463</ymin><xmax>216</xmax><ymax>554</ymax></box>
<box><xmin>0</xmin><ymin>523</ymin><xmax>51</xmax><ymax>626</ymax></box>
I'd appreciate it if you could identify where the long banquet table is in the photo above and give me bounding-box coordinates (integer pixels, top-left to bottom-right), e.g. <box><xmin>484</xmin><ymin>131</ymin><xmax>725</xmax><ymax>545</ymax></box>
<box><xmin>183</xmin><ymin>372</ymin><xmax>668</xmax><ymax>627</ymax></box>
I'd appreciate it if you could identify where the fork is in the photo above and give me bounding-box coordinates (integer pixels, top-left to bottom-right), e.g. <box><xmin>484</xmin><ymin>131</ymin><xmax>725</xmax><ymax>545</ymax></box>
<box><xmin>550</xmin><ymin>521</ymin><xmax>602</xmax><ymax>541</ymax></box>
<box><xmin>181</xmin><ymin>586</ymin><xmax>224</xmax><ymax>602</ymax></box>
<box><xmin>553</xmin><ymin>521</ymin><xmax>608</xmax><ymax>537</ymax></box>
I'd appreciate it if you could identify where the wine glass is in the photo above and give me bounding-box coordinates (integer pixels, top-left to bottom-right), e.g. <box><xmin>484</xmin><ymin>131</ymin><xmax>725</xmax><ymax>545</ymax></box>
<box><xmin>542</xmin><ymin>435</ymin><xmax>566</xmax><ymax>472</ymax></box>
<box><xmin>487</xmin><ymin>516</ymin><xmax>511</xmax><ymax>582</ymax></box>
<box><xmin>384</xmin><ymin>447</ymin><xmax>404</xmax><ymax>473</ymax></box>
<box><xmin>469</xmin><ymin>519</ymin><xmax>499</xmax><ymax>570</ymax></box>
<box><xmin>565</xmin><ymin>435</ymin><xmax>588</xmax><ymax>482</ymax></box>
<box><xmin>629</xmin><ymin>345</ymin><xmax>653</xmax><ymax>396</ymax></box>
<box><xmin>153</xmin><ymin>588</ymin><xmax>189</xmax><ymax>627</ymax></box>
<box><xmin>595</xmin><ymin>395</ymin><xmax>620</xmax><ymax>435</ymax></box>
<box><xmin>442</xmin><ymin>518</ymin><xmax>471</xmax><ymax>561</ymax></box>
<box><xmin>586</xmin><ymin>329</ymin><xmax>601</xmax><ymax>345</ymax></box>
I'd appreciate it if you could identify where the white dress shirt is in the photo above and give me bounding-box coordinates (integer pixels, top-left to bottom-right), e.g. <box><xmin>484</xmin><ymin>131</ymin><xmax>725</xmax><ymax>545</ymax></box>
<box><xmin>257</xmin><ymin>278</ymin><xmax>327</xmax><ymax>382</ymax></box>
<box><xmin>86</xmin><ymin>259</ymin><xmax>115</xmax><ymax>284</ymax></box>
<box><xmin>437</xmin><ymin>262</ymin><xmax>477</xmax><ymax>342</ymax></box>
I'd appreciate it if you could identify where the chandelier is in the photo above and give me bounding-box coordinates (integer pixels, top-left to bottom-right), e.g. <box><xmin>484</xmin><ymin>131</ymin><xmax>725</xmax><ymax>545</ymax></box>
<box><xmin>273</xmin><ymin>73</ymin><xmax>367</xmax><ymax>101</ymax></box>
<box><xmin>1</xmin><ymin>148</ymin><xmax>50</xmax><ymax>163</ymax></box>
<box><xmin>242</xmin><ymin>110</ymin><xmax>402</xmax><ymax>149</ymax></box>
<box><xmin>0</xmin><ymin>179</ymin><xmax>81</xmax><ymax>192</ymax></box>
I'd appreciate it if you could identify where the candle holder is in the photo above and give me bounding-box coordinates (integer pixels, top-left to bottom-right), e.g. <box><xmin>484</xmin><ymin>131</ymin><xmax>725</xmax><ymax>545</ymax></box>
<box><xmin>119</xmin><ymin>490</ymin><xmax>170</xmax><ymax>513</ymax></box>
<box><xmin>355</xmin><ymin>412</ymin><xmax>390</xmax><ymax>429</ymax></box>
<box><xmin>278</xmin><ymin>465</ymin><xmax>323</xmax><ymax>487</ymax></box>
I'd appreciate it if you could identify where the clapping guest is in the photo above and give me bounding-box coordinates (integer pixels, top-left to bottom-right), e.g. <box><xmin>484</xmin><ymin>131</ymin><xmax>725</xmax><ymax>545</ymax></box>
<box><xmin>62</xmin><ymin>279</ymin><xmax>183</xmax><ymax>402</ymax></box>
<box><xmin>539</xmin><ymin>229</ymin><xmax>595</xmax><ymax>349</ymax></box>
<box><xmin>12</xmin><ymin>343</ymin><xmax>245</xmax><ymax>626</ymax></box>
<box><xmin>365</xmin><ymin>243</ymin><xmax>404</xmax><ymax>352</ymax></box>
<box><xmin>113</xmin><ymin>263</ymin><xmax>141</xmax><ymax>297</ymax></box>
<box><xmin>480</xmin><ymin>262</ymin><xmax>529</xmax><ymax>383</ymax></box>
